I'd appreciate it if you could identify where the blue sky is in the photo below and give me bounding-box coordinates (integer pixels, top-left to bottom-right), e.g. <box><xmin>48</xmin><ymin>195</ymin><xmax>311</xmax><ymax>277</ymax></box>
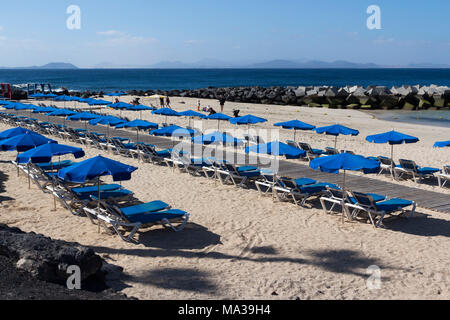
<box><xmin>0</xmin><ymin>0</ymin><xmax>449</xmax><ymax>67</ymax></box>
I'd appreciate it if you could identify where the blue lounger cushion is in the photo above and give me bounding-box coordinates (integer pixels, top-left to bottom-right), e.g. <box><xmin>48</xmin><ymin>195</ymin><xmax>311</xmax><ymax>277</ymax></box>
<box><xmin>72</xmin><ymin>184</ymin><xmax>122</xmax><ymax>194</ymax></box>
<box><xmin>294</xmin><ymin>178</ymin><xmax>317</xmax><ymax>187</ymax></box>
<box><xmin>238</xmin><ymin>170</ymin><xmax>261</xmax><ymax>177</ymax></box>
<box><xmin>312</xmin><ymin>148</ymin><xmax>327</xmax><ymax>155</ymax></box>
<box><xmin>237</xmin><ymin>166</ymin><xmax>259</xmax><ymax>172</ymax></box>
<box><xmin>120</xmin><ymin>201</ymin><xmax>170</xmax><ymax>218</ymax></box>
<box><xmin>156</xmin><ymin>150</ymin><xmax>171</xmax><ymax>157</ymax></box>
<box><xmin>37</xmin><ymin>160</ymin><xmax>73</xmax><ymax>171</ymax></box>
<box><xmin>417</xmin><ymin>167</ymin><xmax>440</xmax><ymax>175</ymax></box>
<box><xmin>374</xmin><ymin>198</ymin><xmax>413</xmax><ymax>213</ymax></box>
<box><xmin>190</xmin><ymin>158</ymin><xmax>212</xmax><ymax>167</ymax></box>
<box><xmin>127</xmin><ymin>209</ymin><xmax>188</xmax><ymax>224</ymax></box>
<box><xmin>123</xmin><ymin>143</ymin><xmax>137</xmax><ymax>150</ymax></box>
<box><xmin>79</xmin><ymin>190</ymin><xmax>133</xmax><ymax>201</ymax></box>
<box><xmin>349</xmin><ymin>193</ymin><xmax>386</xmax><ymax>204</ymax></box>
<box><xmin>300</xmin><ymin>183</ymin><xmax>339</xmax><ymax>194</ymax></box>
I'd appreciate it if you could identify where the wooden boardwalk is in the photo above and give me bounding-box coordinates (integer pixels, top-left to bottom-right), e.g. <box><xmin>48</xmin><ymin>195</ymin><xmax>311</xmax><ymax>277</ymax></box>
<box><xmin>13</xmin><ymin>110</ymin><xmax>450</xmax><ymax>214</ymax></box>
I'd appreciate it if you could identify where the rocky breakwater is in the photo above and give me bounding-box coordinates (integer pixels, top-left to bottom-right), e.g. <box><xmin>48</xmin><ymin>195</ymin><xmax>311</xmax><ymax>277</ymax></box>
<box><xmin>139</xmin><ymin>84</ymin><xmax>450</xmax><ymax>110</ymax></box>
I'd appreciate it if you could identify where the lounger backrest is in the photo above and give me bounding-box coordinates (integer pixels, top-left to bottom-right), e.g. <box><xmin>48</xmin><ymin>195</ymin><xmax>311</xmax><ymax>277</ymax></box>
<box><xmin>278</xmin><ymin>178</ymin><xmax>298</xmax><ymax>191</ymax></box>
<box><xmin>399</xmin><ymin>159</ymin><xmax>418</xmax><ymax>172</ymax></box>
<box><xmin>298</xmin><ymin>143</ymin><xmax>312</xmax><ymax>152</ymax></box>
<box><xmin>325</xmin><ymin>147</ymin><xmax>339</xmax><ymax>155</ymax></box>
<box><xmin>327</xmin><ymin>187</ymin><xmax>346</xmax><ymax>200</ymax></box>
<box><xmin>349</xmin><ymin>191</ymin><xmax>377</xmax><ymax>209</ymax></box>
<box><xmin>286</xmin><ymin>140</ymin><xmax>298</xmax><ymax>148</ymax></box>
<box><xmin>378</xmin><ymin>156</ymin><xmax>394</xmax><ymax>166</ymax></box>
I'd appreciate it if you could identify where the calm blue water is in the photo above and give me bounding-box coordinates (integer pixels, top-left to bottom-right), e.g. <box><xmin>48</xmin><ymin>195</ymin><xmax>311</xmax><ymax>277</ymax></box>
<box><xmin>1</xmin><ymin>68</ymin><xmax>450</xmax><ymax>92</ymax></box>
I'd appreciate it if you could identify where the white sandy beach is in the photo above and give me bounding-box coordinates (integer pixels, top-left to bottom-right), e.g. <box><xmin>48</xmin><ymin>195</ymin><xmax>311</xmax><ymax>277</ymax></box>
<box><xmin>1</xmin><ymin>97</ymin><xmax>450</xmax><ymax>300</ymax></box>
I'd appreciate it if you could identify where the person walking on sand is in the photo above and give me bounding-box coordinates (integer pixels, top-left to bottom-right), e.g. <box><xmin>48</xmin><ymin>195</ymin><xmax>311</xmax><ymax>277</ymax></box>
<box><xmin>159</xmin><ymin>96</ymin><xmax>165</xmax><ymax>108</ymax></box>
<box><xmin>197</xmin><ymin>100</ymin><xmax>201</xmax><ymax>111</ymax></box>
<box><xmin>165</xmin><ymin>96</ymin><xmax>171</xmax><ymax>109</ymax></box>
<box><xmin>219</xmin><ymin>95</ymin><xmax>226</xmax><ymax>113</ymax></box>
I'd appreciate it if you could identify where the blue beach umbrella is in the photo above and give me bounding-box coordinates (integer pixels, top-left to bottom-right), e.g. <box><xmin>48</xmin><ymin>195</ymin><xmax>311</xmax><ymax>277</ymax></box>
<box><xmin>206</xmin><ymin>113</ymin><xmax>232</xmax><ymax>130</ymax></box>
<box><xmin>88</xmin><ymin>99</ymin><xmax>111</xmax><ymax>106</ymax></box>
<box><xmin>33</xmin><ymin>106</ymin><xmax>58</xmax><ymax>114</ymax></box>
<box><xmin>310</xmin><ymin>153</ymin><xmax>380</xmax><ymax>220</ymax></box>
<box><xmin>0</xmin><ymin>127</ymin><xmax>34</xmax><ymax>140</ymax></box>
<box><xmin>116</xmin><ymin>119</ymin><xmax>158</xmax><ymax>142</ymax></box>
<box><xmin>0</xmin><ymin>100</ymin><xmax>10</xmax><ymax>105</ymax></box>
<box><xmin>58</xmin><ymin>155</ymin><xmax>137</xmax><ymax>184</ymax></box>
<box><xmin>314</xmin><ymin>124</ymin><xmax>360</xmax><ymax>149</ymax></box>
<box><xmin>128</xmin><ymin>105</ymin><xmax>155</xmax><ymax>119</ymax></box>
<box><xmin>152</xmin><ymin>108</ymin><xmax>181</xmax><ymax>124</ymax></box>
<box><xmin>58</xmin><ymin>155</ymin><xmax>138</xmax><ymax>225</ymax></box>
<box><xmin>89</xmin><ymin>115</ymin><xmax>126</xmax><ymax>137</ymax></box>
<box><xmin>191</xmin><ymin>131</ymin><xmax>243</xmax><ymax>146</ymax></box>
<box><xmin>179</xmin><ymin>110</ymin><xmax>207</xmax><ymax>127</ymax></box>
<box><xmin>230</xmin><ymin>115</ymin><xmax>268</xmax><ymax>145</ymax></box>
<box><xmin>43</xmin><ymin>93</ymin><xmax>58</xmax><ymax>98</ymax></box>
<box><xmin>2</xmin><ymin>102</ymin><xmax>24</xmax><ymax>110</ymax></box>
<box><xmin>108</xmin><ymin>102</ymin><xmax>134</xmax><ymax>117</ymax></box>
<box><xmin>0</xmin><ymin>132</ymin><xmax>56</xmax><ymax>152</ymax></box>
<box><xmin>366</xmin><ymin>130</ymin><xmax>419</xmax><ymax>161</ymax></box>
<box><xmin>46</xmin><ymin>109</ymin><xmax>78</xmax><ymax>126</ymax></box>
<box><xmin>67</xmin><ymin>112</ymin><xmax>101</xmax><ymax>131</ymax></box>
<box><xmin>274</xmin><ymin>120</ymin><xmax>316</xmax><ymax>142</ymax></box>
<box><xmin>150</xmin><ymin>125</ymin><xmax>195</xmax><ymax>138</ymax></box>
<box><xmin>16</xmin><ymin>143</ymin><xmax>85</xmax><ymax>164</ymax></box>
<box><xmin>245</xmin><ymin>141</ymin><xmax>306</xmax><ymax>158</ymax></box>
<box><xmin>434</xmin><ymin>140</ymin><xmax>450</xmax><ymax>148</ymax></box>
<box><xmin>29</xmin><ymin>93</ymin><xmax>46</xmax><ymax>99</ymax></box>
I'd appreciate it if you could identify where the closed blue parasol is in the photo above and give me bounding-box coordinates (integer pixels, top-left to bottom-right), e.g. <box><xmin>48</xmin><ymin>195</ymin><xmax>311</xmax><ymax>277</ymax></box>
<box><xmin>245</xmin><ymin>141</ymin><xmax>306</xmax><ymax>158</ymax></box>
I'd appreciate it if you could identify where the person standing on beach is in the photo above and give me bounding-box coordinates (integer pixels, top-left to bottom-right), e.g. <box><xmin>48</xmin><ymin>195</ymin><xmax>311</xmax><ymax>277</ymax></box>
<box><xmin>159</xmin><ymin>96</ymin><xmax>165</xmax><ymax>108</ymax></box>
<box><xmin>166</xmin><ymin>96</ymin><xmax>171</xmax><ymax>109</ymax></box>
<box><xmin>219</xmin><ymin>96</ymin><xmax>226</xmax><ymax>113</ymax></box>
<box><xmin>197</xmin><ymin>100</ymin><xmax>201</xmax><ymax>111</ymax></box>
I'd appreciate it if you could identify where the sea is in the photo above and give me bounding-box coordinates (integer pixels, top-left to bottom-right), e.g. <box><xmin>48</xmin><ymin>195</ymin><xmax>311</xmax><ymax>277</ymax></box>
<box><xmin>0</xmin><ymin>68</ymin><xmax>449</xmax><ymax>127</ymax></box>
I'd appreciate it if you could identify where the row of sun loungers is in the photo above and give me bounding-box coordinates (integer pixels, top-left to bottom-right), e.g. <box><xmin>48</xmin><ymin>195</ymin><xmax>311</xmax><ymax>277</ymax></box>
<box><xmin>0</xmin><ymin>113</ymin><xmax>442</xmax><ymax>233</ymax></box>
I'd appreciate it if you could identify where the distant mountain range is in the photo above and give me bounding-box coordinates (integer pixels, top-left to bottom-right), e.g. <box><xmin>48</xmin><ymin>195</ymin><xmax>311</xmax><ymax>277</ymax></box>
<box><xmin>0</xmin><ymin>62</ymin><xmax>78</xmax><ymax>69</ymax></box>
<box><xmin>92</xmin><ymin>59</ymin><xmax>450</xmax><ymax>69</ymax></box>
<box><xmin>1</xmin><ymin>60</ymin><xmax>449</xmax><ymax>69</ymax></box>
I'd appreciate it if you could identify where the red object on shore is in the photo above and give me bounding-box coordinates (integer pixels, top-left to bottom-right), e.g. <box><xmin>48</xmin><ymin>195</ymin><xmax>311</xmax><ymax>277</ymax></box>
<box><xmin>1</xmin><ymin>83</ymin><xmax>12</xmax><ymax>100</ymax></box>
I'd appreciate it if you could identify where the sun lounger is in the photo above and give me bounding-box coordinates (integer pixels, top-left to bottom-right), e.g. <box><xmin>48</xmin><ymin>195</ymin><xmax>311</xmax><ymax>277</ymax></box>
<box><xmin>346</xmin><ymin>190</ymin><xmax>416</xmax><ymax>228</ymax></box>
<box><xmin>46</xmin><ymin>182</ymin><xmax>134</xmax><ymax>215</ymax></box>
<box><xmin>216</xmin><ymin>162</ymin><xmax>262</xmax><ymax>188</ymax></box>
<box><xmin>325</xmin><ymin>147</ymin><xmax>340</xmax><ymax>155</ymax></box>
<box><xmin>394</xmin><ymin>159</ymin><xmax>440</xmax><ymax>183</ymax></box>
<box><xmin>83</xmin><ymin>200</ymin><xmax>190</xmax><ymax>242</ymax></box>
<box><xmin>273</xmin><ymin>177</ymin><xmax>337</xmax><ymax>206</ymax></box>
<box><xmin>437</xmin><ymin>166</ymin><xmax>450</xmax><ymax>188</ymax></box>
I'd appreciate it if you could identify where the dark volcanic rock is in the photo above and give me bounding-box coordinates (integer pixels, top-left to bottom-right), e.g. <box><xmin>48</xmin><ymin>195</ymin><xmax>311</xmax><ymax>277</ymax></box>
<box><xmin>0</xmin><ymin>224</ymin><xmax>102</xmax><ymax>284</ymax></box>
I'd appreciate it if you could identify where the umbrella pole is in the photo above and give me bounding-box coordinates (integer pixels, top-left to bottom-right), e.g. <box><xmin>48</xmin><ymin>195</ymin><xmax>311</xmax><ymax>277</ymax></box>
<box><xmin>52</xmin><ymin>162</ymin><xmax>57</xmax><ymax>210</ymax></box>
<box><xmin>294</xmin><ymin>130</ymin><xmax>297</xmax><ymax>143</ymax></box>
<box><xmin>335</xmin><ymin>136</ymin><xmax>338</xmax><ymax>149</ymax></box>
<box><xmin>27</xmin><ymin>163</ymin><xmax>31</xmax><ymax>189</ymax></box>
<box><xmin>391</xmin><ymin>144</ymin><xmax>395</xmax><ymax>180</ymax></box>
<box><xmin>342</xmin><ymin>170</ymin><xmax>346</xmax><ymax>223</ymax></box>
<box><xmin>97</xmin><ymin>177</ymin><xmax>101</xmax><ymax>233</ymax></box>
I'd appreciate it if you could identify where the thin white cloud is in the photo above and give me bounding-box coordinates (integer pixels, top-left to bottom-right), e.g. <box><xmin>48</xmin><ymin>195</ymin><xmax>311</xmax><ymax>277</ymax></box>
<box><xmin>0</xmin><ymin>26</ymin><xmax>4</xmax><ymax>31</ymax></box>
<box><xmin>184</xmin><ymin>40</ymin><xmax>205</xmax><ymax>45</ymax></box>
<box><xmin>97</xmin><ymin>30</ymin><xmax>125</xmax><ymax>37</ymax></box>
<box><xmin>373</xmin><ymin>36</ymin><xmax>395</xmax><ymax>45</ymax></box>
